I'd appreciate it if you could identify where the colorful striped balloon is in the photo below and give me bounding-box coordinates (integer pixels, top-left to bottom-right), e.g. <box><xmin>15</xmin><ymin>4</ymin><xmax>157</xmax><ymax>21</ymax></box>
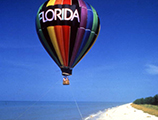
<box><xmin>36</xmin><ymin>0</ymin><xmax>100</xmax><ymax>76</ymax></box>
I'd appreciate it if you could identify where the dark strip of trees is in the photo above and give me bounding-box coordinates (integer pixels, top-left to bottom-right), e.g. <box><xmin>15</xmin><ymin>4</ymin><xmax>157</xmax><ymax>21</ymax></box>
<box><xmin>133</xmin><ymin>94</ymin><xmax>158</xmax><ymax>105</ymax></box>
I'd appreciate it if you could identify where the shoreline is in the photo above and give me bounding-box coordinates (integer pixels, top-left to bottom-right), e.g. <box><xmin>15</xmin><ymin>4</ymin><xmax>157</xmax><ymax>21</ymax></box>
<box><xmin>86</xmin><ymin>103</ymin><xmax>158</xmax><ymax>120</ymax></box>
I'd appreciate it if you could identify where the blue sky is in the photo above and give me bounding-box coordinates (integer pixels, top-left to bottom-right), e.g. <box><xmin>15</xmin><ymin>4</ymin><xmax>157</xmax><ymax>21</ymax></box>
<box><xmin>0</xmin><ymin>0</ymin><xmax>158</xmax><ymax>102</ymax></box>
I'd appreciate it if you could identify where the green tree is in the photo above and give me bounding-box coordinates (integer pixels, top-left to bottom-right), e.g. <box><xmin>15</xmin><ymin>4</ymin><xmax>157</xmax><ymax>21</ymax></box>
<box><xmin>133</xmin><ymin>94</ymin><xmax>158</xmax><ymax>105</ymax></box>
<box><xmin>140</xmin><ymin>98</ymin><xmax>144</xmax><ymax>104</ymax></box>
<box><xmin>154</xmin><ymin>94</ymin><xmax>158</xmax><ymax>105</ymax></box>
<box><xmin>133</xmin><ymin>98</ymin><xmax>144</xmax><ymax>104</ymax></box>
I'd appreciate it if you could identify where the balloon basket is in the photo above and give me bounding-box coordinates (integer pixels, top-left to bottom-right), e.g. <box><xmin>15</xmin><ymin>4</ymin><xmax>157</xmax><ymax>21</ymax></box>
<box><xmin>63</xmin><ymin>77</ymin><xmax>70</xmax><ymax>85</ymax></box>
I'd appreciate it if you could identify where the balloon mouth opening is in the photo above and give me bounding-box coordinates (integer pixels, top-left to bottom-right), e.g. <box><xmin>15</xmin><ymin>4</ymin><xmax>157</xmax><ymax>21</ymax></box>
<box><xmin>61</xmin><ymin>67</ymin><xmax>72</xmax><ymax>76</ymax></box>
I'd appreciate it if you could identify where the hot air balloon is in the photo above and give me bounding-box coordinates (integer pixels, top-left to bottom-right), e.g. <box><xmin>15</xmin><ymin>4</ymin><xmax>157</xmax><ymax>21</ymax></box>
<box><xmin>36</xmin><ymin>0</ymin><xmax>100</xmax><ymax>85</ymax></box>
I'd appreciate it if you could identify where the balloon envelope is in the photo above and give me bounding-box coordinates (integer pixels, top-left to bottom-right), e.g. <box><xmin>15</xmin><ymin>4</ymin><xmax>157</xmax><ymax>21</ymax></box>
<box><xmin>36</xmin><ymin>0</ymin><xmax>100</xmax><ymax>76</ymax></box>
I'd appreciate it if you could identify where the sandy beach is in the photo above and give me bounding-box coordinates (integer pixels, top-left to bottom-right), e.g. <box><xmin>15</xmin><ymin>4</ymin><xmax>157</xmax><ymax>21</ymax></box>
<box><xmin>97</xmin><ymin>103</ymin><xmax>158</xmax><ymax>120</ymax></box>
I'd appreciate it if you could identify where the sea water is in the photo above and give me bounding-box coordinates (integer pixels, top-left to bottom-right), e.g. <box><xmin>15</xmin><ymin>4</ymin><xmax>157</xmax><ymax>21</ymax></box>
<box><xmin>0</xmin><ymin>101</ymin><xmax>126</xmax><ymax>120</ymax></box>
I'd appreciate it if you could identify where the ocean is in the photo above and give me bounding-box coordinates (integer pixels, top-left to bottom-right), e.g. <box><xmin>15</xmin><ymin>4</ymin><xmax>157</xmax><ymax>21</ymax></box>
<box><xmin>0</xmin><ymin>101</ymin><xmax>126</xmax><ymax>120</ymax></box>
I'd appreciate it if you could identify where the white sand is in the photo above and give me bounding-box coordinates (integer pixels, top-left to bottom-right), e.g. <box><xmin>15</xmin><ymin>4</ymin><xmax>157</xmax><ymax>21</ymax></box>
<box><xmin>96</xmin><ymin>103</ymin><xmax>158</xmax><ymax>120</ymax></box>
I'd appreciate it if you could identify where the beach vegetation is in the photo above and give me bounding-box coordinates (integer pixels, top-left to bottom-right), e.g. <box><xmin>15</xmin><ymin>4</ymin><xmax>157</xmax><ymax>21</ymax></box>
<box><xmin>131</xmin><ymin>103</ymin><xmax>158</xmax><ymax>117</ymax></box>
<box><xmin>133</xmin><ymin>94</ymin><xmax>158</xmax><ymax>105</ymax></box>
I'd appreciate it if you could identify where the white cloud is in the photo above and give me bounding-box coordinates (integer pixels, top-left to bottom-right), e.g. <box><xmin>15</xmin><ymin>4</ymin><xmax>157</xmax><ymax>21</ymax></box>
<box><xmin>146</xmin><ymin>64</ymin><xmax>158</xmax><ymax>75</ymax></box>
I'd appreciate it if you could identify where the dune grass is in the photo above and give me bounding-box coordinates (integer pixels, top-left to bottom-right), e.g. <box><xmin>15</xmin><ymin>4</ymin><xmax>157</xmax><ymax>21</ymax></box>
<box><xmin>131</xmin><ymin>103</ymin><xmax>158</xmax><ymax>117</ymax></box>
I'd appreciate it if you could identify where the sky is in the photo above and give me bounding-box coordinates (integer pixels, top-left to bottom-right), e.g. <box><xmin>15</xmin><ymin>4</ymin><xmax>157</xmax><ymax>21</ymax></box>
<box><xmin>0</xmin><ymin>0</ymin><xmax>158</xmax><ymax>102</ymax></box>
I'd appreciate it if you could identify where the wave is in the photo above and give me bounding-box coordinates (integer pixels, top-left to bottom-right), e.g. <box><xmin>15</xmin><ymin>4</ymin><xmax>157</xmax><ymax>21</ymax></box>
<box><xmin>84</xmin><ymin>109</ymin><xmax>106</xmax><ymax>120</ymax></box>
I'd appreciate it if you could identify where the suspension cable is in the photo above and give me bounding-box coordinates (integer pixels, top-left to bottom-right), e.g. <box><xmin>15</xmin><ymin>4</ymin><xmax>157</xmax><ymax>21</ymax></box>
<box><xmin>70</xmin><ymin>85</ymin><xmax>84</xmax><ymax>120</ymax></box>
<box><xmin>15</xmin><ymin>78</ymin><xmax>84</xmax><ymax>120</ymax></box>
<box><xmin>15</xmin><ymin>80</ymin><xmax>60</xmax><ymax>120</ymax></box>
